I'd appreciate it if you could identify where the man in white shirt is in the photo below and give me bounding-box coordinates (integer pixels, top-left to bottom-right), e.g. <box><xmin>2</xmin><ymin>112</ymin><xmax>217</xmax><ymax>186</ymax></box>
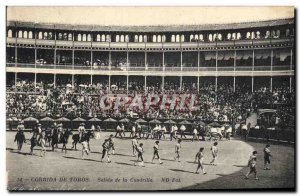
<box><xmin>78</xmin><ymin>123</ymin><xmax>85</xmax><ymax>142</ymax></box>
<box><xmin>121</xmin><ymin>123</ymin><xmax>125</xmax><ymax>137</ymax></box>
<box><xmin>173</xmin><ymin>125</ymin><xmax>178</xmax><ymax>139</ymax></box>
<box><xmin>130</xmin><ymin>124</ymin><xmax>136</xmax><ymax>138</ymax></box>
<box><xmin>180</xmin><ymin>124</ymin><xmax>187</xmax><ymax>138</ymax></box>
<box><xmin>192</xmin><ymin>127</ymin><xmax>199</xmax><ymax>142</ymax></box>
<box><xmin>170</xmin><ymin>125</ymin><xmax>176</xmax><ymax>141</ymax></box>
<box><xmin>160</xmin><ymin>125</ymin><xmax>167</xmax><ymax>140</ymax></box>
<box><xmin>210</xmin><ymin>142</ymin><xmax>218</xmax><ymax>166</ymax></box>
<box><xmin>225</xmin><ymin>125</ymin><xmax>232</xmax><ymax>140</ymax></box>
<box><xmin>115</xmin><ymin>124</ymin><xmax>123</xmax><ymax>138</ymax></box>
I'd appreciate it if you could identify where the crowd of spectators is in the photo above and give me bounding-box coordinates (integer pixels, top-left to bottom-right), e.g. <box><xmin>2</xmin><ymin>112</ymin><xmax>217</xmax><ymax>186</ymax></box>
<box><xmin>6</xmin><ymin>78</ymin><xmax>295</xmax><ymax>130</ymax></box>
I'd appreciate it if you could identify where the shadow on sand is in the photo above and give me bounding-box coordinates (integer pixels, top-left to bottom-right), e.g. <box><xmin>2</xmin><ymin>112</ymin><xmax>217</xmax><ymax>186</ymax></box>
<box><xmin>114</xmin><ymin>162</ymin><xmax>136</xmax><ymax>167</ymax></box>
<box><xmin>64</xmin><ymin>156</ymin><xmax>101</xmax><ymax>163</ymax></box>
<box><xmin>169</xmin><ymin>169</ymin><xmax>195</xmax><ymax>174</ymax></box>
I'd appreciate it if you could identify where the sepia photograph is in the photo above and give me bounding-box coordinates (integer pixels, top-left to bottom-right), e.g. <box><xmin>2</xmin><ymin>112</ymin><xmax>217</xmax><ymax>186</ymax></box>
<box><xmin>5</xmin><ymin>6</ymin><xmax>295</xmax><ymax>191</ymax></box>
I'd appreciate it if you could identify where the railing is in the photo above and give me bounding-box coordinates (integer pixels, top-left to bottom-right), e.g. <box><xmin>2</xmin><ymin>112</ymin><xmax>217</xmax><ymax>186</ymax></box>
<box><xmin>147</xmin><ymin>67</ymin><xmax>164</xmax><ymax>71</ymax></box>
<box><xmin>92</xmin><ymin>66</ymin><xmax>110</xmax><ymax>70</ymax></box>
<box><xmin>36</xmin><ymin>39</ymin><xmax>55</xmax><ymax>46</ymax></box>
<box><xmin>199</xmin><ymin>67</ymin><xmax>217</xmax><ymax>71</ymax></box>
<box><xmin>7</xmin><ymin>38</ymin><xmax>294</xmax><ymax>50</ymax></box>
<box><xmin>182</xmin><ymin>67</ymin><xmax>199</xmax><ymax>71</ymax></box>
<box><xmin>16</xmin><ymin>63</ymin><xmax>35</xmax><ymax>68</ymax></box>
<box><xmin>92</xmin><ymin>42</ymin><xmax>110</xmax><ymax>48</ymax></box>
<box><xmin>74</xmin><ymin>41</ymin><xmax>91</xmax><ymax>47</ymax></box>
<box><xmin>273</xmin><ymin>65</ymin><xmax>294</xmax><ymax>71</ymax></box>
<box><xmin>235</xmin><ymin>66</ymin><xmax>253</xmax><ymax>71</ymax></box>
<box><xmin>127</xmin><ymin>67</ymin><xmax>147</xmax><ymax>71</ymax></box>
<box><xmin>6</xmin><ymin>63</ymin><xmax>16</xmax><ymax>67</ymax></box>
<box><xmin>217</xmin><ymin>67</ymin><xmax>234</xmax><ymax>71</ymax></box>
<box><xmin>16</xmin><ymin>38</ymin><xmax>35</xmax><ymax>45</ymax></box>
<box><xmin>254</xmin><ymin>66</ymin><xmax>271</xmax><ymax>71</ymax></box>
<box><xmin>164</xmin><ymin>67</ymin><xmax>181</xmax><ymax>71</ymax></box>
<box><xmin>109</xmin><ymin>42</ymin><xmax>127</xmax><ymax>49</ymax></box>
<box><xmin>7</xmin><ymin>63</ymin><xmax>294</xmax><ymax>72</ymax></box>
<box><xmin>56</xmin><ymin>40</ymin><xmax>73</xmax><ymax>47</ymax></box>
<box><xmin>6</xmin><ymin>37</ymin><xmax>15</xmax><ymax>44</ymax></box>
<box><xmin>56</xmin><ymin>64</ymin><xmax>73</xmax><ymax>69</ymax></box>
<box><xmin>73</xmin><ymin>65</ymin><xmax>92</xmax><ymax>70</ymax></box>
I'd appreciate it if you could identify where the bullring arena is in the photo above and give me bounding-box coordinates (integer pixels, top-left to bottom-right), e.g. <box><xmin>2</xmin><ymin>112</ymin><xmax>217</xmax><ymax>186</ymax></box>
<box><xmin>6</xmin><ymin>131</ymin><xmax>295</xmax><ymax>190</ymax></box>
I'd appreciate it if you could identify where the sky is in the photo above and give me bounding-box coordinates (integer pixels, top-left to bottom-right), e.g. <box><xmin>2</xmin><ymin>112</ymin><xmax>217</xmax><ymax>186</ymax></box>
<box><xmin>7</xmin><ymin>6</ymin><xmax>294</xmax><ymax>26</ymax></box>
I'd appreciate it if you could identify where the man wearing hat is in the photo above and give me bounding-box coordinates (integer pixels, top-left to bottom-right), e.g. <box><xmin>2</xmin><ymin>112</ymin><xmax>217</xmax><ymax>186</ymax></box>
<box><xmin>78</xmin><ymin>123</ymin><xmax>86</xmax><ymax>142</ymax></box>
<box><xmin>16</xmin><ymin>121</ymin><xmax>25</xmax><ymax>132</ymax></box>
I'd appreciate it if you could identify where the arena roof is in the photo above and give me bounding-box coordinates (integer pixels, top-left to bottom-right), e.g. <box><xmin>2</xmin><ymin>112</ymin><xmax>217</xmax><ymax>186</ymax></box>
<box><xmin>7</xmin><ymin>18</ymin><xmax>294</xmax><ymax>32</ymax></box>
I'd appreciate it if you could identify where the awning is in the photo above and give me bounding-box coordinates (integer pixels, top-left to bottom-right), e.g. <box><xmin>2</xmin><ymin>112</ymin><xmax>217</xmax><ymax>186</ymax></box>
<box><xmin>73</xmin><ymin>117</ymin><xmax>86</xmax><ymax>122</ymax></box>
<box><xmin>149</xmin><ymin>119</ymin><xmax>162</xmax><ymax>124</ymax></box>
<box><xmin>88</xmin><ymin>117</ymin><xmax>102</xmax><ymax>122</ymax></box>
<box><xmin>40</xmin><ymin>117</ymin><xmax>54</xmax><ymax>122</ymax></box>
<box><xmin>273</xmin><ymin>50</ymin><xmax>291</xmax><ymax>61</ymax></box>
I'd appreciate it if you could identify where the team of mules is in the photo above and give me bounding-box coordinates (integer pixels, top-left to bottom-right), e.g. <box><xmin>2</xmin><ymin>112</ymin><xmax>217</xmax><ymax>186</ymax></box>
<box><xmin>14</xmin><ymin>128</ymin><xmax>95</xmax><ymax>156</ymax></box>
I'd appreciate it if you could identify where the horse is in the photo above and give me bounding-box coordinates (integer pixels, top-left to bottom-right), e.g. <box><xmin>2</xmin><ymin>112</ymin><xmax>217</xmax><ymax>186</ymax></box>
<box><xmin>207</xmin><ymin>127</ymin><xmax>223</xmax><ymax>141</ymax></box>
<box><xmin>72</xmin><ymin>130</ymin><xmax>94</xmax><ymax>151</ymax></box>
<box><xmin>45</xmin><ymin>128</ymin><xmax>52</xmax><ymax>147</ymax></box>
<box><xmin>51</xmin><ymin>129</ymin><xmax>73</xmax><ymax>153</ymax></box>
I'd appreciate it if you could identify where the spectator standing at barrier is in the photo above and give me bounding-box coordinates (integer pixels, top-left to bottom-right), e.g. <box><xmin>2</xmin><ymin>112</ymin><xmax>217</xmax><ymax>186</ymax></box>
<box><xmin>95</xmin><ymin>125</ymin><xmax>101</xmax><ymax>139</ymax></box>
<box><xmin>91</xmin><ymin>124</ymin><xmax>95</xmax><ymax>135</ymax></box>
<box><xmin>160</xmin><ymin>125</ymin><xmax>167</xmax><ymax>140</ymax></box>
<box><xmin>115</xmin><ymin>124</ymin><xmax>122</xmax><ymax>138</ymax></box>
<box><xmin>180</xmin><ymin>124</ymin><xmax>187</xmax><ymax>139</ymax></box>
<box><xmin>78</xmin><ymin>123</ymin><xmax>85</xmax><ymax>142</ymax></box>
<box><xmin>57</xmin><ymin>123</ymin><xmax>64</xmax><ymax>143</ymax></box>
<box><xmin>137</xmin><ymin>123</ymin><xmax>142</xmax><ymax>138</ymax></box>
<box><xmin>153</xmin><ymin>124</ymin><xmax>159</xmax><ymax>139</ymax></box>
<box><xmin>241</xmin><ymin>123</ymin><xmax>248</xmax><ymax>140</ymax></box>
<box><xmin>225</xmin><ymin>124</ymin><xmax>232</xmax><ymax>140</ymax></box>
<box><xmin>192</xmin><ymin>127</ymin><xmax>199</xmax><ymax>142</ymax></box>
<box><xmin>263</xmin><ymin>144</ymin><xmax>272</xmax><ymax>170</ymax></box>
<box><xmin>170</xmin><ymin>124</ymin><xmax>176</xmax><ymax>141</ymax></box>
<box><xmin>130</xmin><ymin>124</ymin><xmax>136</xmax><ymax>138</ymax></box>
<box><xmin>245</xmin><ymin>151</ymin><xmax>259</xmax><ymax>180</ymax></box>
<box><xmin>198</xmin><ymin>125</ymin><xmax>206</xmax><ymax>141</ymax></box>
<box><xmin>121</xmin><ymin>123</ymin><xmax>125</xmax><ymax>137</ymax></box>
<box><xmin>174</xmin><ymin>124</ymin><xmax>178</xmax><ymax>138</ymax></box>
<box><xmin>246</xmin><ymin>122</ymin><xmax>251</xmax><ymax>141</ymax></box>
